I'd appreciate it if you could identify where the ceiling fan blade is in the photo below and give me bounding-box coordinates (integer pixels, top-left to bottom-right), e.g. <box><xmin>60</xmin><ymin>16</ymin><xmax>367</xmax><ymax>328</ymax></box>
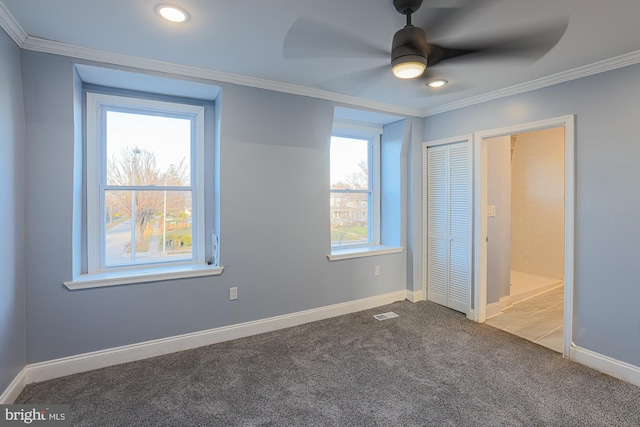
<box><xmin>417</xmin><ymin>0</ymin><xmax>496</xmax><ymax>39</ymax></box>
<box><xmin>283</xmin><ymin>17</ymin><xmax>390</xmax><ymax>59</ymax></box>
<box><xmin>427</xmin><ymin>45</ymin><xmax>478</xmax><ymax>67</ymax></box>
<box><xmin>429</xmin><ymin>18</ymin><xmax>570</xmax><ymax>66</ymax></box>
<box><xmin>318</xmin><ymin>65</ymin><xmax>389</xmax><ymax>95</ymax></box>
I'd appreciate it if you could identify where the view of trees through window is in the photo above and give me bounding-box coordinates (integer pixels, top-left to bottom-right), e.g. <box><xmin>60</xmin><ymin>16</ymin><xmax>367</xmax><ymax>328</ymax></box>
<box><xmin>104</xmin><ymin>111</ymin><xmax>194</xmax><ymax>266</ymax></box>
<box><xmin>330</xmin><ymin>136</ymin><xmax>371</xmax><ymax>246</ymax></box>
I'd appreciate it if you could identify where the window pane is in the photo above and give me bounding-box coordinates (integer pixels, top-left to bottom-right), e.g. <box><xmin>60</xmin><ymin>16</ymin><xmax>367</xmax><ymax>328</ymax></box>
<box><xmin>105</xmin><ymin>190</ymin><xmax>193</xmax><ymax>266</ymax></box>
<box><xmin>330</xmin><ymin>136</ymin><xmax>369</xmax><ymax>190</ymax></box>
<box><xmin>157</xmin><ymin>191</ymin><xmax>193</xmax><ymax>260</ymax></box>
<box><xmin>330</xmin><ymin>192</ymin><xmax>369</xmax><ymax>246</ymax></box>
<box><xmin>105</xmin><ymin>203</ymin><xmax>132</xmax><ymax>266</ymax></box>
<box><xmin>106</xmin><ymin>111</ymin><xmax>192</xmax><ymax>186</ymax></box>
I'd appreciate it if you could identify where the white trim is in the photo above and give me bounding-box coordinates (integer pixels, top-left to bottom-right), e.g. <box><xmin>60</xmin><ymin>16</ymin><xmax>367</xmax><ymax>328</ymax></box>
<box><xmin>562</xmin><ymin>118</ymin><xmax>576</xmax><ymax>355</ymax></box>
<box><xmin>330</xmin><ymin>126</ymin><xmax>381</xmax><ymax>247</ymax></box>
<box><xmin>0</xmin><ymin>1</ymin><xmax>27</xmax><ymax>46</ymax></box>
<box><xmin>423</xmin><ymin>50</ymin><xmax>640</xmax><ymax>117</ymax></box>
<box><xmin>2</xmin><ymin>2</ymin><xmax>640</xmax><ymax>119</ymax></box>
<box><xmin>193</xmin><ymin>101</ymin><xmax>206</xmax><ymax>264</ymax></box>
<box><xmin>570</xmin><ymin>346</ymin><xmax>640</xmax><ymax>388</ymax></box>
<box><xmin>85</xmin><ymin>92</ymin><xmax>101</xmax><ymax>273</ymax></box>
<box><xmin>473</xmin><ymin>115</ymin><xmax>575</xmax><ymax>358</ymax></box>
<box><xmin>332</xmin><ymin>119</ymin><xmax>383</xmax><ymax>136</ymax></box>
<box><xmin>499</xmin><ymin>295</ymin><xmax>512</xmax><ymax>310</ymax></box>
<box><xmin>63</xmin><ymin>264</ymin><xmax>224</xmax><ymax>290</ymax></box>
<box><xmin>328</xmin><ymin>245</ymin><xmax>404</xmax><ymax>261</ymax></box>
<box><xmin>406</xmin><ymin>289</ymin><xmax>425</xmax><ymax>302</ymax></box>
<box><xmin>4</xmin><ymin>296</ymin><xmax>640</xmax><ymax>396</ymax></box>
<box><xmin>485</xmin><ymin>301</ymin><xmax>503</xmax><ymax>319</ymax></box>
<box><xmin>372</xmin><ymin>134</ymin><xmax>381</xmax><ymax>246</ymax></box>
<box><xmin>0</xmin><ymin>367</ymin><xmax>27</xmax><ymax>404</ymax></box>
<box><xmin>421</xmin><ymin>135</ymin><xmax>474</xmax><ymax>314</ymax></box>
<box><xmin>421</xmin><ymin>143</ymin><xmax>428</xmax><ymax>309</ymax></box>
<box><xmin>423</xmin><ymin>135</ymin><xmax>473</xmax><ymax>149</ymax></box>
<box><xmin>24</xmin><ymin>290</ymin><xmax>407</xmax><ymax>384</ymax></box>
<box><xmin>19</xmin><ymin>36</ymin><xmax>423</xmax><ymax>118</ymax></box>
<box><xmin>85</xmin><ymin>92</ymin><xmax>207</xmax><ymax>274</ymax></box>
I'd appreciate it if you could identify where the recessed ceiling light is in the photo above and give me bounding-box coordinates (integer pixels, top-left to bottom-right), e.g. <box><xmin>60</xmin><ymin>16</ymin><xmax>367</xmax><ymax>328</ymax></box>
<box><xmin>155</xmin><ymin>4</ymin><xmax>190</xmax><ymax>23</ymax></box>
<box><xmin>427</xmin><ymin>79</ymin><xmax>448</xmax><ymax>88</ymax></box>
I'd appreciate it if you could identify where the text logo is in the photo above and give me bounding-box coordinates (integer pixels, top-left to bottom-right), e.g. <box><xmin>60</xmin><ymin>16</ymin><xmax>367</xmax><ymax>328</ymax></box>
<box><xmin>1</xmin><ymin>405</ymin><xmax>69</xmax><ymax>426</ymax></box>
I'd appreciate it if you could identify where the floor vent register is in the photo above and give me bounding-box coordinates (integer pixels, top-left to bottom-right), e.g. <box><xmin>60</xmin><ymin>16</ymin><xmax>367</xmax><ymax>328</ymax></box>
<box><xmin>373</xmin><ymin>312</ymin><xmax>399</xmax><ymax>321</ymax></box>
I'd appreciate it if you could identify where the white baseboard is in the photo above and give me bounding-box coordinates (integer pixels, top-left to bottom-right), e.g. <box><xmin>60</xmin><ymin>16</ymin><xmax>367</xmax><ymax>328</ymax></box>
<box><xmin>570</xmin><ymin>345</ymin><xmax>640</xmax><ymax>388</ymax></box>
<box><xmin>9</xmin><ymin>291</ymin><xmax>638</xmax><ymax>401</ymax></box>
<box><xmin>24</xmin><ymin>290</ymin><xmax>407</xmax><ymax>385</ymax></box>
<box><xmin>485</xmin><ymin>296</ymin><xmax>512</xmax><ymax>319</ymax></box>
<box><xmin>485</xmin><ymin>301</ymin><xmax>503</xmax><ymax>319</ymax></box>
<box><xmin>0</xmin><ymin>367</ymin><xmax>26</xmax><ymax>404</ymax></box>
<box><xmin>500</xmin><ymin>296</ymin><xmax>511</xmax><ymax>310</ymax></box>
<box><xmin>406</xmin><ymin>289</ymin><xmax>425</xmax><ymax>302</ymax></box>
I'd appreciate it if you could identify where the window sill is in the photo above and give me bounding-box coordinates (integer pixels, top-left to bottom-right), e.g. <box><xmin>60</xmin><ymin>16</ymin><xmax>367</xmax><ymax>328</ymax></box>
<box><xmin>327</xmin><ymin>245</ymin><xmax>404</xmax><ymax>261</ymax></box>
<box><xmin>63</xmin><ymin>264</ymin><xmax>224</xmax><ymax>290</ymax></box>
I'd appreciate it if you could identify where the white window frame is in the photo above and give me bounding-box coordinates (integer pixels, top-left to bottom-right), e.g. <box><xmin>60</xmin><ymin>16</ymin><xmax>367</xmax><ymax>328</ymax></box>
<box><xmin>85</xmin><ymin>92</ymin><xmax>206</xmax><ymax>275</ymax></box>
<box><xmin>330</xmin><ymin>120</ymin><xmax>381</xmax><ymax>249</ymax></box>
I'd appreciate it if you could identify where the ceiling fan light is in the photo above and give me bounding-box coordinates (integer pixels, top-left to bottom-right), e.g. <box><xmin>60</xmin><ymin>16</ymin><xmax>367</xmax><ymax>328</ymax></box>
<box><xmin>392</xmin><ymin>61</ymin><xmax>426</xmax><ymax>79</ymax></box>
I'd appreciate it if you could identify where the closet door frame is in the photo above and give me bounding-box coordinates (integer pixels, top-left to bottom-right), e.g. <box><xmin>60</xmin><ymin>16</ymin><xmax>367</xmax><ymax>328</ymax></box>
<box><xmin>422</xmin><ymin>135</ymin><xmax>473</xmax><ymax>317</ymax></box>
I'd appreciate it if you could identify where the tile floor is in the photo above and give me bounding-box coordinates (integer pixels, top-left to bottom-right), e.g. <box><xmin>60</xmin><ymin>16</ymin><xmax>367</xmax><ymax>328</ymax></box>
<box><xmin>485</xmin><ymin>285</ymin><xmax>564</xmax><ymax>353</ymax></box>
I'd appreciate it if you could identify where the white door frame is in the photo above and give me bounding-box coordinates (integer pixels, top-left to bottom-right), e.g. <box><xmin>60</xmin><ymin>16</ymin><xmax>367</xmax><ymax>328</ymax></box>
<box><xmin>472</xmin><ymin>115</ymin><xmax>575</xmax><ymax>357</ymax></box>
<box><xmin>422</xmin><ymin>134</ymin><xmax>474</xmax><ymax>318</ymax></box>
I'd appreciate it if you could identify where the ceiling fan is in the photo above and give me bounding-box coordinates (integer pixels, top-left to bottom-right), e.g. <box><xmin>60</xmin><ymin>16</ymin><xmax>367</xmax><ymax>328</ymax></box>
<box><xmin>284</xmin><ymin>0</ymin><xmax>568</xmax><ymax>90</ymax></box>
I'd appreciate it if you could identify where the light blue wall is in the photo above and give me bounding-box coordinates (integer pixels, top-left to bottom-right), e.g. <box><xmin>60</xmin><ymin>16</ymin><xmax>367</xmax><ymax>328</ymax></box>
<box><xmin>0</xmin><ymin>29</ymin><xmax>26</xmax><ymax>392</ymax></box>
<box><xmin>423</xmin><ymin>63</ymin><xmax>640</xmax><ymax>367</ymax></box>
<box><xmin>21</xmin><ymin>51</ymin><xmax>412</xmax><ymax>363</ymax></box>
<box><xmin>406</xmin><ymin>118</ymin><xmax>425</xmax><ymax>294</ymax></box>
<box><xmin>380</xmin><ymin>120</ymin><xmax>405</xmax><ymax>246</ymax></box>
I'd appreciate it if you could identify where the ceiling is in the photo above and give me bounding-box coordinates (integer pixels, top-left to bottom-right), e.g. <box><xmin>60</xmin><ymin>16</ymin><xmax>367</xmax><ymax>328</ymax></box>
<box><xmin>2</xmin><ymin>0</ymin><xmax>640</xmax><ymax>116</ymax></box>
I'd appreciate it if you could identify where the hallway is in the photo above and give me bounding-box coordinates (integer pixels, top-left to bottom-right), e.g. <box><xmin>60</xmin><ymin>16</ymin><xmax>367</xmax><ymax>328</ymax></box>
<box><xmin>485</xmin><ymin>286</ymin><xmax>564</xmax><ymax>352</ymax></box>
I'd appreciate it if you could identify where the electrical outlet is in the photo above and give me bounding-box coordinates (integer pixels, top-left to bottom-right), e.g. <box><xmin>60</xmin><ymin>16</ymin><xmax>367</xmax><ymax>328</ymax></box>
<box><xmin>229</xmin><ymin>287</ymin><xmax>238</xmax><ymax>301</ymax></box>
<box><xmin>374</xmin><ymin>265</ymin><xmax>381</xmax><ymax>276</ymax></box>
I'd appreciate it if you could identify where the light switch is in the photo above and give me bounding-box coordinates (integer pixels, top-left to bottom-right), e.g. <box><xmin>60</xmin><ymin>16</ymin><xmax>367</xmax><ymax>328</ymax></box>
<box><xmin>487</xmin><ymin>205</ymin><xmax>496</xmax><ymax>217</ymax></box>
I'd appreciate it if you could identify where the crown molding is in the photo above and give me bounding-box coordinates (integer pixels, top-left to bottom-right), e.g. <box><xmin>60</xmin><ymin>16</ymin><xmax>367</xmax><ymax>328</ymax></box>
<box><xmin>0</xmin><ymin>1</ymin><xmax>27</xmax><ymax>45</ymax></box>
<box><xmin>3</xmin><ymin>0</ymin><xmax>640</xmax><ymax>119</ymax></box>
<box><xmin>423</xmin><ymin>49</ymin><xmax>640</xmax><ymax>117</ymax></box>
<box><xmin>19</xmin><ymin>35</ymin><xmax>425</xmax><ymax>118</ymax></box>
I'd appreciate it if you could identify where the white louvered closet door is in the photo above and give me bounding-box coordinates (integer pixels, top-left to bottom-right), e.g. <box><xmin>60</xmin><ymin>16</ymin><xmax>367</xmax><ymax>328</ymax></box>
<box><xmin>426</xmin><ymin>141</ymin><xmax>471</xmax><ymax>314</ymax></box>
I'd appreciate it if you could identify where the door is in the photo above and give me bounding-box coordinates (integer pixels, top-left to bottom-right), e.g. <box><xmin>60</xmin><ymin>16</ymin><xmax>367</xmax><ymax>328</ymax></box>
<box><xmin>426</xmin><ymin>141</ymin><xmax>471</xmax><ymax>314</ymax></box>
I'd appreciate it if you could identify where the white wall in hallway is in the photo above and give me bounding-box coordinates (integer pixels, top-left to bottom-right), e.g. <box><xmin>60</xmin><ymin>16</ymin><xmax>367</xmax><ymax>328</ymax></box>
<box><xmin>510</xmin><ymin>127</ymin><xmax>564</xmax><ymax>280</ymax></box>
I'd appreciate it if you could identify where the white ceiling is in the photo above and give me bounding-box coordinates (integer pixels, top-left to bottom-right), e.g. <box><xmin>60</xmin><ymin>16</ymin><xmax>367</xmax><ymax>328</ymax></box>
<box><xmin>2</xmin><ymin>0</ymin><xmax>640</xmax><ymax>116</ymax></box>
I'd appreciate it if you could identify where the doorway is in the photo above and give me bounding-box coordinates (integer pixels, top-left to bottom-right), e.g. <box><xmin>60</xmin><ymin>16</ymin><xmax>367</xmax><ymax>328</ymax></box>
<box><xmin>483</xmin><ymin>128</ymin><xmax>565</xmax><ymax>352</ymax></box>
<box><xmin>472</xmin><ymin>115</ymin><xmax>575</xmax><ymax>357</ymax></box>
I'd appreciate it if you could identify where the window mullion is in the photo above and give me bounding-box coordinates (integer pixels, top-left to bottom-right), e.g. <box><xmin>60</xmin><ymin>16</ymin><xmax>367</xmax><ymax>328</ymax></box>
<box><xmin>330</xmin><ymin>189</ymin><xmax>370</xmax><ymax>194</ymax></box>
<box><xmin>131</xmin><ymin>189</ymin><xmax>137</xmax><ymax>264</ymax></box>
<box><xmin>103</xmin><ymin>185</ymin><xmax>193</xmax><ymax>191</ymax></box>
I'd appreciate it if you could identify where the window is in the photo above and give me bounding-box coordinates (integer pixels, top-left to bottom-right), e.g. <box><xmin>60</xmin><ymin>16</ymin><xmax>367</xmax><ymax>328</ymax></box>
<box><xmin>330</xmin><ymin>133</ymin><xmax>380</xmax><ymax>247</ymax></box>
<box><xmin>86</xmin><ymin>92</ymin><xmax>206</xmax><ymax>273</ymax></box>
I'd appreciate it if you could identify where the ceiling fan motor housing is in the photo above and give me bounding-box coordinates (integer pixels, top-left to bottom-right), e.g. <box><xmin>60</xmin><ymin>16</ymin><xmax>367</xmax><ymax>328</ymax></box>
<box><xmin>393</xmin><ymin>0</ymin><xmax>424</xmax><ymax>15</ymax></box>
<box><xmin>391</xmin><ymin>25</ymin><xmax>428</xmax><ymax>69</ymax></box>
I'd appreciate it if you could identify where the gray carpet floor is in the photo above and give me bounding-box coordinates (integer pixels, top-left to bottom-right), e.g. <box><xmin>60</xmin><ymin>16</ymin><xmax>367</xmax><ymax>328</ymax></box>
<box><xmin>16</xmin><ymin>300</ymin><xmax>640</xmax><ymax>426</ymax></box>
